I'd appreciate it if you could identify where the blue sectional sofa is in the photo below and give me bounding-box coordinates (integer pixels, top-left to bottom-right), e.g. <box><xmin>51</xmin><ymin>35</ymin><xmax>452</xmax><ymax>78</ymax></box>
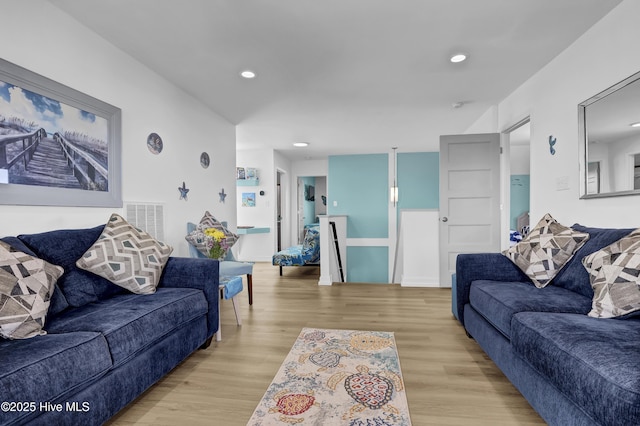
<box><xmin>0</xmin><ymin>224</ymin><xmax>219</xmax><ymax>426</ymax></box>
<box><xmin>455</xmin><ymin>224</ymin><xmax>639</xmax><ymax>426</ymax></box>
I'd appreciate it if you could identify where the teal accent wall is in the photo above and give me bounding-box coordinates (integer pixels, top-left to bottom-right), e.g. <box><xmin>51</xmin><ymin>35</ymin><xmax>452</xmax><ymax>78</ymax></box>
<box><xmin>300</xmin><ymin>176</ymin><xmax>316</xmax><ymax>226</ymax></box>
<box><xmin>347</xmin><ymin>246</ymin><xmax>388</xmax><ymax>283</ymax></box>
<box><xmin>328</xmin><ymin>154</ymin><xmax>388</xmax><ymax>238</ymax></box>
<box><xmin>510</xmin><ymin>175</ymin><xmax>530</xmax><ymax>230</ymax></box>
<box><xmin>397</xmin><ymin>152</ymin><xmax>439</xmax><ymax>210</ymax></box>
<box><xmin>327</xmin><ymin>152</ymin><xmax>439</xmax><ymax>284</ymax></box>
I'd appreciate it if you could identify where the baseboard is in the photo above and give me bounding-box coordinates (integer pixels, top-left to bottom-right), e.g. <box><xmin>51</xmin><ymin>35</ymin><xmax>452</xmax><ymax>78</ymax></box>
<box><xmin>400</xmin><ymin>275</ymin><xmax>446</xmax><ymax>288</ymax></box>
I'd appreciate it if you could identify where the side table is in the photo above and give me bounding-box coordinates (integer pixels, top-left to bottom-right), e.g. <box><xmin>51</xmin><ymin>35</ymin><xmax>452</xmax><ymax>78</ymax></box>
<box><xmin>217</xmin><ymin>275</ymin><xmax>243</xmax><ymax>341</ymax></box>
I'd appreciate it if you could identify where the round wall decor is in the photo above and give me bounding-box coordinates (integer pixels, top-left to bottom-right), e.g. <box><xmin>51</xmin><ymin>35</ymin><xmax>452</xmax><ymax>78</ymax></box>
<box><xmin>147</xmin><ymin>133</ymin><xmax>163</xmax><ymax>154</ymax></box>
<box><xmin>200</xmin><ymin>152</ymin><xmax>210</xmax><ymax>168</ymax></box>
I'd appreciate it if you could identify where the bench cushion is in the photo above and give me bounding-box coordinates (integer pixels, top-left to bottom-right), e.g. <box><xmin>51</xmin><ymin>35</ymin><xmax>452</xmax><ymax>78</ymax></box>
<box><xmin>512</xmin><ymin>312</ymin><xmax>640</xmax><ymax>426</ymax></box>
<box><xmin>45</xmin><ymin>288</ymin><xmax>208</xmax><ymax>366</ymax></box>
<box><xmin>469</xmin><ymin>280</ymin><xmax>591</xmax><ymax>339</ymax></box>
<box><xmin>0</xmin><ymin>331</ymin><xmax>111</xmax><ymax>425</ymax></box>
<box><xmin>272</xmin><ymin>226</ymin><xmax>320</xmax><ymax>267</ymax></box>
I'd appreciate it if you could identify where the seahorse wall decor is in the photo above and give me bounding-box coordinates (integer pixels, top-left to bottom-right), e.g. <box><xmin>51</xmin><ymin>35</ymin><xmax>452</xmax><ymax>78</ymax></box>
<box><xmin>549</xmin><ymin>135</ymin><xmax>557</xmax><ymax>155</ymax></box>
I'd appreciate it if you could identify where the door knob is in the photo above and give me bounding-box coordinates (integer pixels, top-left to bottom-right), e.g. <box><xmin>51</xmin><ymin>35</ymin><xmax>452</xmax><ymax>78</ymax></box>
<box><xmin>441</xmin><ymin>217</ymin><xmax>448</xmax><ymax>222</ymax></box>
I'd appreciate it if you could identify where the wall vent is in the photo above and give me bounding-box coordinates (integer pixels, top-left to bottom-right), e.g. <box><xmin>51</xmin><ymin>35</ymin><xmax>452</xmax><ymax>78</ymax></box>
<box><xmin>125</xmin><ymin>203</ymin><xmax>165</xmax><ymax>241</ymax></box>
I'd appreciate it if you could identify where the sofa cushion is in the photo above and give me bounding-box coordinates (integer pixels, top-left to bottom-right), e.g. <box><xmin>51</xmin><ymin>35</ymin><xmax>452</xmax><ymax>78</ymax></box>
<box><xmin>582</xmin><ymin>228</ymin><xmax>640</xmax><ymax>318</ymax></box>
<box><xmin>45</xmin><ymin>288</ymin><xmax>208</xmax><ymax>366</ymax></box>
<box><xmin>76</xmin><ymin>214</ymin><xmax>173</xmax><ymax>295</ymax></box>
<box><xmin>511</xmin><ymin>312</ymin><xmax>640</xmax><ymax>426</ymax></box>
<box><xmin>469</xmin><ymin>280</ymin><xmax>591</xmax><ymax>339</ymax></box>
<box><xmin>553</xmin><ymin>224</ymin><xmax>636</xmax><ymax>298</ymax></box>
<box><xmin>0</xmin><ymin>331</ymin><xmax>111</xmax><ymax>425</ymax></box>
<box><xmin>185</xmin><ymin>211</ymin><xmax>239</xmax><ymax>257</ymax></box>
<box><xmin>502</xmin><ymin>213</ymin><xmax>589</xmax><ymax>288</ymax></box>
<box><xmin>18</xmin><ymin>225</ymin><xmax>127</xmax><ymax>307</ymax></box>
<box><xmin>0</xmin><ymin>241</ymin><xmax>64</xmax><ymax>339</ymax></box>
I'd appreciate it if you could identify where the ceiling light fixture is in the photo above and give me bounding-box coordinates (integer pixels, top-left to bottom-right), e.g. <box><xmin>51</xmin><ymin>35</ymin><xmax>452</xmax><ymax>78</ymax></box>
<box><xmin>293</xmin><ymin>142</ymin><xmax>309</xmax><ymax>147</ymax></box>
<box><xmin>450</xmin><ymin>54</ymin><xmax>467</xmax><ymax>63</ymax></box>
<box><xmin>240</xmin><ymin>70</ymin><xmax>256</xmax><ymax>79</ymax></box>
<box><xmin>630</xmin><ymin>122</ymin><xmax>640</xmax><ymax>128</ymax></box>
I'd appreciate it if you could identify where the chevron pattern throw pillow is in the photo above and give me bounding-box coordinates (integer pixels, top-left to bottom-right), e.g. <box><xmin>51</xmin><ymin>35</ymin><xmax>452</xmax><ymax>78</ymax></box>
<box><xmin>185</xmin><ymin>211</ymin><xmax>239</xmax><ymax>257</ymax></box>
<box><xmin>77</xmin><ymin>214</ymin><xmax>173</xmax><ymax>294</ymax></box>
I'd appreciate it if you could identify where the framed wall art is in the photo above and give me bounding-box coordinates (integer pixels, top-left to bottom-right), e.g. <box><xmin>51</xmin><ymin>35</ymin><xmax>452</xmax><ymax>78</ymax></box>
<box><xmin>0</xmin><ymin>59</ymin><xmax>122</xmax><ymax>207</ymax></box>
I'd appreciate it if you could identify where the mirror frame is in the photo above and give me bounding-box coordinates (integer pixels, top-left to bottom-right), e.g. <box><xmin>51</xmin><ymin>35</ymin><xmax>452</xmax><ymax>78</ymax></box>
<box><xmin>579</xmin><ymin>70</ymin><xmax>640</xmax><ymax>199</ymax></box>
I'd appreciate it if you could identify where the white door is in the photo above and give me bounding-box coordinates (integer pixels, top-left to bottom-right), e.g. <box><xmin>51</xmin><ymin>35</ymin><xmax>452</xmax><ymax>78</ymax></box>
<box><xmin>439</xmin><ymin>133</ymin><xmax>501</xmax><ymax>287</ymax></box>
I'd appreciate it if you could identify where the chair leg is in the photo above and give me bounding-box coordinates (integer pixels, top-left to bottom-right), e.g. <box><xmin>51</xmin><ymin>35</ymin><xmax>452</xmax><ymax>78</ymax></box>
<box><xmin>279</xmin><ymin>265</ymin><xmax>283</xmax><ymax>276</ymax></box>
<box><xmin>247</xmin><ymin>274</ymin><xmax>253</xmax><ymax>305</ymax></box>
<box><xmin>231</xmin><ymin>295</ymin><xmax>242</xmax><ymax>326</ymax></box>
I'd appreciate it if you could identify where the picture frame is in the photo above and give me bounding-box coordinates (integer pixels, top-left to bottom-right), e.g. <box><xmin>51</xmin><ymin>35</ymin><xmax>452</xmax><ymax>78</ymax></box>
<box><xmin>0</xmin><ymin>58</ymin><xmax>122</xmax><ymax>207</ymax></box>
<box><xmin>242</xmin><ymin>192</ymin><xmax>256</xmax><ymax>207</ymax></box>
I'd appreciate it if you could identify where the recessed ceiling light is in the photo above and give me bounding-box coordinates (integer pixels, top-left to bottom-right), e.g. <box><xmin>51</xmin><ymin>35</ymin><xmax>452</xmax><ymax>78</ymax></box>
<box><xmin>450</xmin><ymin>54</ymin><xmax>467</xmax><ymax>63</ymax></box>
<box><xmin>630</xmin><ymin>122</ymin><xmax>640</xmax><ymax>128</ymax></box>
<box><xmin>240</xmin><ymin>70</ymin><xmax>256</xmax><ymax>79</ymax></box>
<box><xmin>293</xmin><ymin>142</ymin><xmax>309</xmax><ymax>147</ymax></box>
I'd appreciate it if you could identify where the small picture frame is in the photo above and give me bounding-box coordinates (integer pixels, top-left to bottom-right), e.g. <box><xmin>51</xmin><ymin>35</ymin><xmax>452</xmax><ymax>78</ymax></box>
<box><xmin>236</xmin><ymin>167</ymin><xmax>246</xmax><ymax>180</ymax></box>
<box><xmin>245</xmin><ymin>167</ymin><xmax>257</xmax><ymax>180</ymax></box>
<box><xmin>242</xmin><ymin>192</ymin><xmax>255</xmax><ymax>207</ymax></box>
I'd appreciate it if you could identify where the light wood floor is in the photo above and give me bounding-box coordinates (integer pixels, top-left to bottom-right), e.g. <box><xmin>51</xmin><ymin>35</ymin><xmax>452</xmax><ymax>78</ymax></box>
<box><xmin>107</xmin><ymin>263</ymin><xmax>545</xmax><ymax>425</ymax></box>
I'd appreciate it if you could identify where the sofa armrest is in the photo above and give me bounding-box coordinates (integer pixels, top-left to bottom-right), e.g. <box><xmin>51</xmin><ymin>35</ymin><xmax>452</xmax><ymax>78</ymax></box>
<box><xmin>455</xmin><ymin>253</ymin><xmax>529</xmax><ymax>326</ymax></box>
<box><xmin>159</xmin><ymin>257</ymin><xmax>219</xmax><ymax>339</ymax></box>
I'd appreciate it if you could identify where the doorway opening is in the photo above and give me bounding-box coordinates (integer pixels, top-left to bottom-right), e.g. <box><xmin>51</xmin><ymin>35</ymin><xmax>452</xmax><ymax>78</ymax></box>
<box><xmin>297</xmin><ymin>176</ymin><xmax>326</xmax><ymax>243</ymax></box>
<box><xmin>502</xmin><ymin>117</ymin><xmax>531</xmax><ymax>248</ymax></box>
<box><xmin>277</xmin><ymin>170</ymin><xmax>284</xmax><ymax>252</ymax></box>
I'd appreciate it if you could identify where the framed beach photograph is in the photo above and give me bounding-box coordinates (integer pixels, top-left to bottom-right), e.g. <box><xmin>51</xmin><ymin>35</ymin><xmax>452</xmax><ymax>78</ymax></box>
<box><xmin>0</xmin><ymin>59</ymin><xmax>122</xmax><ymax>207</ymax></box>
<box><xmin>242</xmin><ymin>192</ymin><xmax>256</xmax><ymax>207</ymax></box>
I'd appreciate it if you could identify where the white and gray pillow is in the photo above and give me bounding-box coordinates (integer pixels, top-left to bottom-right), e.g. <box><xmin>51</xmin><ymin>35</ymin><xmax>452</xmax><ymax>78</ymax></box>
<box><xmin>0</xmin><ymin>241</ymin><xmax>64</xmax><ymax>339</ymax></box>
<box><xmin>503</xmin><ymin>213</ymin><xmax>590</xmax><ymax>288</ymax></box>
<box><xmin>583</xmin><ymin>228</ymin><xmax>640</xmax><ymax>318</ymax></box>
<box><xmin>76</xmin><ymin>213</ymin><xmax>173</xmax><ymax>295</ymax></box>
<box><xmin>185</xmin><ymin>211</ymin><xmax>239</xmax><ymax>257</ymax></box>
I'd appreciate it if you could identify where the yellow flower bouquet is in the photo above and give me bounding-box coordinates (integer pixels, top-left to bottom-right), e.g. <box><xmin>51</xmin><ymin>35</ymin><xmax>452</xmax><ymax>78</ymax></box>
<box><xmin>204</xmin><ymin>228</ymin><xmax>230</xmax><ymax>260</ymax></box>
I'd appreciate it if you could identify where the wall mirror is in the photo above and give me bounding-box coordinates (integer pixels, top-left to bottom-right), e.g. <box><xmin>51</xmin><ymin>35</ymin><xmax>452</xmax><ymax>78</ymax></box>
<box><xmin>579</xmin><ymin>70</ymin><xmax>640</xmax><ymax>198</ymax></box>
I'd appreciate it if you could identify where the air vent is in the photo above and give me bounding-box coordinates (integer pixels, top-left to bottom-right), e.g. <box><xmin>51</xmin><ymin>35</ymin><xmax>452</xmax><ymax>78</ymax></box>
<box><xmin>125</xmin><ymin>203</ymin><xmax>165</xmax><ymax>241</ymax></box>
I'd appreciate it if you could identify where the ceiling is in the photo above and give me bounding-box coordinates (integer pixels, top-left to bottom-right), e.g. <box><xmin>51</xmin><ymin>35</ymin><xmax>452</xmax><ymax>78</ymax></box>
<box><xmin>49</xmin><ymin>0</ymin><xmax>622</xmax><ymax>160</ymax></box>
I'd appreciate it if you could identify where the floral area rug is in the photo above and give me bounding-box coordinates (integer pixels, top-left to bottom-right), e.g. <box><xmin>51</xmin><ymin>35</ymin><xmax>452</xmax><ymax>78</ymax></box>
<box><xmin>247</xmin><ymin>328</ymin><xmax>412</xmax><ymax>425</ymax></box>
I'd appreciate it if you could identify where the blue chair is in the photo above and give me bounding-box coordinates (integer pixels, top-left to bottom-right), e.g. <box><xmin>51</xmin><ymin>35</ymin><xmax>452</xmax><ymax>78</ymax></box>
<box><xmin>187</xmin><ymin>222</ymin><xmax>255</xmax><ymax>305</ymax></box>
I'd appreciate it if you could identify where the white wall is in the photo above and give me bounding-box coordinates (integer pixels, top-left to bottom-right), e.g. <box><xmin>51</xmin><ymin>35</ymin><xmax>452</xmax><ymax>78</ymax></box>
<box><xmin>236</xmin><ymin>149</ymin><xmax>279</xmax><ymax>261</ymax></box>
<box><xmin>510</xmin><ymin>144</ymin><xmax>531</xmax><ymax>175</ymax></box>
<box><xmin>0</xmin><ymin>1</ymin><xmax>237</xmax><ymax>256</ymax></box>
<box><xmin>470</xmin><ymin>0</ymin><xmax>640</xmax><ymax>228</ymax></box>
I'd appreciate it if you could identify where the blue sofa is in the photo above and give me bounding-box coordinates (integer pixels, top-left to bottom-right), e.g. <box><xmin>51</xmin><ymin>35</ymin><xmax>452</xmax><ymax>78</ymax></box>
<box><xmin>0</xmin><ymin>225</ymin><xmax>219</xmax><ymax>426</ymax></box>
<box><xmin>455</xmin><ymin>224</ymin><xmax>640</xmax><ymax>426</ymax></box>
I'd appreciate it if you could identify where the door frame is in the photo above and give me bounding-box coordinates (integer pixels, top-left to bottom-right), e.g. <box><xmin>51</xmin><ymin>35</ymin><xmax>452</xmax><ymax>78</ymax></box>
<box><xmin>501</xmin><ymin>116</ymin><xmax>531</xmax><ymax>250</ymax></box>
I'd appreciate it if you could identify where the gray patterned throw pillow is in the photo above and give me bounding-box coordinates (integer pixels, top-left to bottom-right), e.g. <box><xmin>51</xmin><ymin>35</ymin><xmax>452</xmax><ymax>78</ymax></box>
<box><xmin>185</xmin><ymin>211</ymin><xmax>239</xmax><ymax>257</ymax></box>
<box><xmin>583</xmin><ymin>228</ymin><xmax>640</xmax><ymax>318</ymax></box>
<box><xmin>76</xmin><ymin>214</ymin><xmax>173</xmax><ymax>294</ymax></box>
<box><xmin>0</xmin><ymin>241</ymin><xmax>64</xmax><ymax>339</ymax></box>
<box><xmin>503</xmin><ymin>213</ymin><xmax>589</xmax><ymax>288</ymax></box>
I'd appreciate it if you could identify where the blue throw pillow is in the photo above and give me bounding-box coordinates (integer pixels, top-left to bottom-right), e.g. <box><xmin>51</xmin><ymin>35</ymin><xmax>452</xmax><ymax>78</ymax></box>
<box><xmin>18</xmin><ymin>225</ymin><xmax>126</xmax><ymax>308</ymax></box>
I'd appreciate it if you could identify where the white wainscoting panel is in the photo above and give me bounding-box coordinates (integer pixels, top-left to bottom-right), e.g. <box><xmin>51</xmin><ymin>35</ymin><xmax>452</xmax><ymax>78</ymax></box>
<box><xmin>399</xmin><ymin>209</ymin><xmax>442</xmax><ymax>287</ymax></box>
